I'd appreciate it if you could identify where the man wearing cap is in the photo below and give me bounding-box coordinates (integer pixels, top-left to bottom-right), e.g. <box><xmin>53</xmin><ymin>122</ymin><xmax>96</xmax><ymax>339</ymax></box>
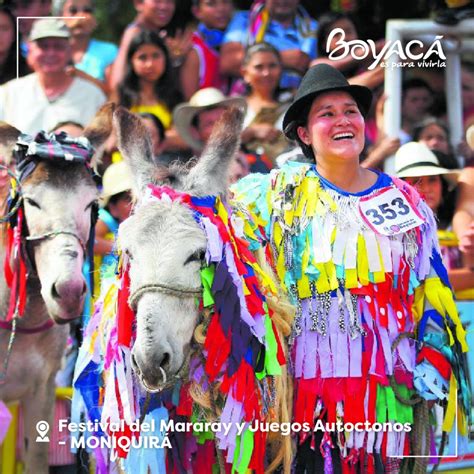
<box><xmin>0</xmin><ymin>18</ymin><xmax>106</xmax><ymax>135</ymax></box>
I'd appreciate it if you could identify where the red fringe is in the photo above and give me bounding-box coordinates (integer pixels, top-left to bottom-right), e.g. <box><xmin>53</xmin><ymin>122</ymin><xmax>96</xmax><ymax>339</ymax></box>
<box><xmin>204</xmin><ymin>312</ymin><xmax>230</xmax><ymax>382</ymax></box>
<box><xmin>176</xmin><ymin>383</ymin><xmax>193</xmax><ymax>417</ymax></box>
<box><xmin>117</xmin><ymin>268</ymin><xmax>134</xmax><ymax>347</ymax></box>
<box><xmin>5</xmin><ymin>208</ymin><xmax>27</xmax><ymax>320</ymax></box>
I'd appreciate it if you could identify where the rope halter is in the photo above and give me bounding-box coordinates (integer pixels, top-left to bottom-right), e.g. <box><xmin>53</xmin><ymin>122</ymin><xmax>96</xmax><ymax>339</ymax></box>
<box><xmin>128</xmin><ymin>282</ymin><xmax>202</xmax><ymax>311</ymax></box>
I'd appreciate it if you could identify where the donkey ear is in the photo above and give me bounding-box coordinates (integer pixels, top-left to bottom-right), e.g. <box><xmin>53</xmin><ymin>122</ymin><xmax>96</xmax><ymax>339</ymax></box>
<box><xmin>183</xmin><ymin>106</ymin><xmax>244</xmax><ymax>196</ymax></box>
<box><xmin>83</xmin><ymin>102</ymin><xmax>115</xmax><ymax>150</ymax></box>
<box><xmin>113</xmin><ymin>106</ymin><xmax>155</xmax><ymax>197</ymax></box>
<box><xmin>0</xmin><ymin>121</ymin><xmax>21</xmax><ymax>166</ymax></box>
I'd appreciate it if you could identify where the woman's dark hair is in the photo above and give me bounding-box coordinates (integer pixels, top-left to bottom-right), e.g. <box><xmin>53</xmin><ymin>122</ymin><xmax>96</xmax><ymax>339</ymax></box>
<box><xmin>290</xmin><ymin>93</ymin><xmax>367</xmax><ymax>163</ymax></box>
<box><xmin>243</xmin><ymin>42</ymin><xmax>281</xmax><ymax>65</ymax></box>
<box><xmin>118</xmin><ymin>29</ymin><xmax>181</xmax><ymax>111</ymax></box>
<box><xmin>437</xmin><ymin>179</ymin><xmax>457</xmax><ymax>230</ymax></box>
<box><xmin>317</xmin><ymin>11</ymin><xmax>358</xmax><ymax>57</ymax></box>
<box><xmin>0</xmin><ymin>6</ymin><xmax>29</xmax><ymax>85</ymax></box>
<box><xmin>429</xmin><ymin>150</ymin><xmax>457</xmax><ymax>230</ymax></box>
<box><xmin>291</xmin><ymin>100</ymin><xmax>316</xmax><ymax>162</ymax></box>
<box><xmin>138</xmin><ymin>112</ymin><xmax>165</xmax><ymax>141</ymax></box>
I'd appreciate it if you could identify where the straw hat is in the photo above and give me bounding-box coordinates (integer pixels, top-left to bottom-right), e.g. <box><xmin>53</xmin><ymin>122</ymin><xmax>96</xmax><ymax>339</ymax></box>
<box><xmin>100</xmin><ymin>161</ymin><xmax>133</xmax><ymax>206</ymax></box>
<box><xmin>466</xmin><ymin>124</ymin><xmax>474</xmax><ymax>150</ymax></box>
<box><xmin>394</xmin><ymin>142</ymin><xmax>460</xmax><ymax>185</ymax></box>
<box><xmin>173</xmin><ymin>88</ymin><xmax>246</xmax><ymax>151</ymax></box>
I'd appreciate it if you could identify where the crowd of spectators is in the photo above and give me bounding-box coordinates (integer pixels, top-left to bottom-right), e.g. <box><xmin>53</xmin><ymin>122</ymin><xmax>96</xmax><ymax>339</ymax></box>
<box><xmin>0</xmin><ymin>4</ymin><xmax>473</xmax><ymax>266</ymax></box>
<box><xmin>0</xmin><ymin>0</ymin><xmax>473</xmax><ymax>285</ymax></box>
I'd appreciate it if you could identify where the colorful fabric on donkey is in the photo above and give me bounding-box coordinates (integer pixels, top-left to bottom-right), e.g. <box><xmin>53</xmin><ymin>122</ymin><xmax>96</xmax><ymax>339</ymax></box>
<box><xmin>72</xmin><ymin>184</ymin><xmax>286</xmax><ymax>473</ymax></box>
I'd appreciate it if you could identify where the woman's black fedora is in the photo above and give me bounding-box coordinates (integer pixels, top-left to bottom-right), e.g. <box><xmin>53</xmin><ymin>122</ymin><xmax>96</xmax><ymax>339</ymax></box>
<box><xmin>283</xmin><ymin>64</ymin><xmax>373</xmax><ymax>140</ymax></box>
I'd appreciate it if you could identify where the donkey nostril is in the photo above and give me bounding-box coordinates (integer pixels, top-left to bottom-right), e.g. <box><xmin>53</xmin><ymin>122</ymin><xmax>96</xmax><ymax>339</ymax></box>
<box><xmin>81</xmin><ymin>282</ymin><xmax>87</xmax><ymax>296</ymax></box>
<box><xmin>160</xmin><ymin>353</ymin><xmax>170</xmax><ymax>371</ymax></box>
<box><xmin>131</xmin><ymin>353</ymin><xmax>139</xmax><ymax>370</ymax></box>
<box><xmin>51</xmin><ymin>283</ymin><xmax>60</xmax><ymax>300</ymax></box>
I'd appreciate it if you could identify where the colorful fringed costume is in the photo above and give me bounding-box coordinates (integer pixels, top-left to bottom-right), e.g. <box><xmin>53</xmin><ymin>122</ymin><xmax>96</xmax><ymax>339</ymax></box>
<box><xmin>72</xmin><ymin>185</ymin><xmax>286</xmax><ymax>473</ymax></box>
<box><xmin>231</xmin><ymin>162</ymin><xmax>471</xmax><ymax>471</ymax></box>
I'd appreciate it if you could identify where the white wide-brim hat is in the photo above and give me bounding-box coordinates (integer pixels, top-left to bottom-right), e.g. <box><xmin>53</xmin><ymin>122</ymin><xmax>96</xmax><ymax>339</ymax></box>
<box><xmin>173</xmin><ymin>88</ymin><xmax>247</xmax><ymax>151</ymax></box>
<box><xmin>466</xmin><ymin>124</ymin><xmax>474</xmax><ymax>150</ymax></box>
<box><xmin>100</xmin><ymin>161</ymin><xmax>133</xmax><ymax>206</ymax></box>
<box><xmin>394</xmin><ymin>142</ymin><xmax>460</xmax><ymax>186</ymax></box>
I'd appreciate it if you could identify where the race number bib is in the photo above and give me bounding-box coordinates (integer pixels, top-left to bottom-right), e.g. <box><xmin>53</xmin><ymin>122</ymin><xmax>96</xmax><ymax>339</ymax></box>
<box><xmin>359</xmin><ymin>186</ymin><xmax>425</xmax><ymax>236</ymax></box>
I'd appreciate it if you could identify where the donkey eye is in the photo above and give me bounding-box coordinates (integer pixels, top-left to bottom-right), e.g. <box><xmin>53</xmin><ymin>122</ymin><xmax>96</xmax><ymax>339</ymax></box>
<box><xmin>184</xmin><ymin>249</ymin><xmax>206</xmax><ymax>265</ymax></box>
<box><xmin>124</xmin><ymin>248</ymin><xmax>133</xmax><ymax>260</ymax></box>
<box><xmin>85</xmin><ymin>200</ymin><xmax>98</xmax><ymax>211</ymax></box>
<box><xmin>24</xmin><ymin>197</ymin><xmax>41</xmax><ymax>209</ymax></box>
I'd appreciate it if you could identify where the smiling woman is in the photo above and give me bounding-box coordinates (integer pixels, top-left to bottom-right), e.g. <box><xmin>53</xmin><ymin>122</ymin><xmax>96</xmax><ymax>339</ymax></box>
<box><xmin>232</xmin><ymin>64</ymin><xmax>470</xmax><ymax>472</ymax></box>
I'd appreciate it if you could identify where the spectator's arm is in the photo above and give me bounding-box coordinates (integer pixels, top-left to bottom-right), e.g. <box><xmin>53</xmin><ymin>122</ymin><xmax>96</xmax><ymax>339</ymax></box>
<box><xmin>66</xmin><ymin>66</ymin><xmax>109</xmax><ymax>96</ymax></box>
<box><xmin>279</xmin><ymin>49</ymin><xmax>311</xmax><ymax>74</ymax></box>
<box><xmin>161</xmin><ymin>126</ymin><xmax>191</xmax><ymax>152</ymax></box>
<box><xmin>180</xmin><ymin>49</ymin><xmax>200</xmax><ymax>100</ymax></box>
<box><xmin>453</xmin><ymin>167</ymin><xmax>474</xmax><ymax>262</ymax></box>
<box><xmin>241</xmin><ymin>123</ymin><xmax>281</xmax><ymax>144</ymax></box>
<box><xmin>310</xmin><ymin>55</ymin><xmax>357</xmax><ymax>71</ymax></box>
<box><xmin>220</xmin><ymin>41</ymin><xmax>245</xmax><ymax>77</ymax></box>
<box><xmin>447</xmin><ymin>267</ymin><xmax>474</xmax><ymax>292</ymax></box>
<box><xmin>94</xmin><ymin>220</ymin><xmax>114</xmax><ymax>256</ymax></box>
<box><xmin>109</xmin><ymin>25</ymin><xmax>141</xmax><ymax>92</ymax></box>
<box><xmin>348</xmin><ymin>65</ymin><xmax>384</xmax><ymax>89</ymax></box>
<box><xmin>361</xmin><ymin>136</ymin><xmax>400</xmax><ymax>169</ymax></box>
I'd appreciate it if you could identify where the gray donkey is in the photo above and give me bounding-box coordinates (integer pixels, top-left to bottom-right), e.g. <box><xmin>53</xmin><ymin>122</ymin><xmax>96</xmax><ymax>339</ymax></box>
<box><xmin>0</xmin><ymin>104</ymin><xmax>113</xmax><ymax>473</ymax></box>
<box><xmin>115</xmin><ymin>106</ymin><xmax>244</xmax><ymax>391</ymax></box>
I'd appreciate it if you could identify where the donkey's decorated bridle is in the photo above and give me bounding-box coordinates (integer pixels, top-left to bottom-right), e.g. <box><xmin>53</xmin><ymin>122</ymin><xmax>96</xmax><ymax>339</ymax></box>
<box><xmin>0</xmin><ymin>131</ymin><xmax>97</xmax><ymax>381</ymax></box>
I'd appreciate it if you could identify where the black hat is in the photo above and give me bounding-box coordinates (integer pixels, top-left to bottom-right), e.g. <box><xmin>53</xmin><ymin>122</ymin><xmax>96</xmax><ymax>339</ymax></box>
<box><xmin>283</xmin><ymin>64</ymin><xmax>372</xmax><ymax>140</ymax></box>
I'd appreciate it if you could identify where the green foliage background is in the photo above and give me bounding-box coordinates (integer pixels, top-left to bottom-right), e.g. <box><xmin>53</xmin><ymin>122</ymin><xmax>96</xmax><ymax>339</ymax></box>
<box><xmin>93</xmin><ymin>0</ymin><xmax>136</xmax><ymax>43</ymax></box>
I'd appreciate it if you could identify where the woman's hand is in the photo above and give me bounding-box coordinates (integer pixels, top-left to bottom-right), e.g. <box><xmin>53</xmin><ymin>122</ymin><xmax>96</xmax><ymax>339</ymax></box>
<box><xmin>459</xmin><ymin>222</ymin><xmax>474</xmax><ymax>255</ymax></box>
<box><xmin>457</xmin><ymin>140</ymin><xmax>474</xmax><ymax>164</ymax></box>
<box><xmin>377</xmin><ymin>136</ymin><xmax>401</xmax><ymax>156</ymax></box>
<box><xmin>164</xmin><ymin>27</ymin><xmax>194</xmax><ymax>67</ymax></box>
<box><xmin>242</xmin><ymin>124</ymin><xmax>281</xmax><ymax>143</ymax></box>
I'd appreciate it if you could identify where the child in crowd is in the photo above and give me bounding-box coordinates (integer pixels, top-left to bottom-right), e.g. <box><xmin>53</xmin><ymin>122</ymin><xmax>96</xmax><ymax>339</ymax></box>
<box><xmin>111</xmin><ymin>0</ymin><xmax>193</xmax><ymax>90</ymax></box>
<box><xmin>180</xmin><ymin>0</ymin><xmax>234</xmax><ymax>99</ymax></box>
<box><xmin>109</xmin><ymin>112</ymin><xmax>167</xmax><ymax>166</ymax></box>
<box><xmin>94</xmin><ymin>161</ymin><xmax>133</xmax><ymax>293</ymax></box>
<box><xmin>138</xmin><ymin>111</ymin><xmax>166</xmax><ymax>159</ymax></box>
<box><xmin>115</xmin><ymin>29</ymin><xmax>179</xmax><ymax>130</ymax></box>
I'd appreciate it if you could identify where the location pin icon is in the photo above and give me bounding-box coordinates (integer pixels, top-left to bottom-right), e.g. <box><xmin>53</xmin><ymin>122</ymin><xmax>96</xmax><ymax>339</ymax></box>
<box><xmin>36</xmin><ymin>420</ymin><xmax>50</xmax><ymax>442</ymax></box>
